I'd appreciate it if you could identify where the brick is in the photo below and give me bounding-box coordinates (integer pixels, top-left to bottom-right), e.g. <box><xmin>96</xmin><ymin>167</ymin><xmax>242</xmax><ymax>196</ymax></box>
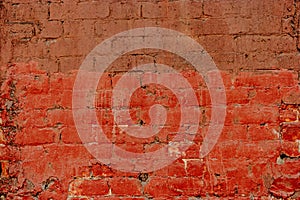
<box><xmin>235</xmin><ymin>141</ymin><xmax>281</xmax><ymax>160</ymax></box>
<box><xmin>63</xmin><ymin>20</ymin><xmax>95</xmax><ymax>38</ymax></box>
<box><xmin>218</xmin><ymin>125</ymin><xmax>248</xmax><ymax>141</ymax></box>
<box><xmin>110</xmin><ymin>1</ymin><xmax>141</xmax><ymax>19</ymax></box>
<box><xmin>69</xmin><ymin>179</ymin><xmax>109</xmax><ymax>196</ymax></box>
<box><xmin>167</xmin><ymin>177</ymin><xmax>204</xmax><ymax>196</ymax></box>
<box><xmin>60</xmin><ymin>126</ymin><xmax>81</xmax><ymax>144</ymax></box>
<box><xmin>224</xmin><ymin>88</ymin><xmax>250</xmax><ymax>105</ymax></box>
<box><xmin>144</xmin><ymin>177</ymin><xmax>178</xmax><ymax>197</ymax></box>
<box><xmin>197</xmin><ymin>35</ymin><xmax>236</xmax><ymax>53</ymax></box>
<box><xmin>48</xmin><ymin>37</ymin><xmax>96</xmax><ymax>57</ymax></box>
<box><xmin>58</xmin><ymin>56</ymin><xmax>83</xmax><ymax>73</ymax></box>
<box><xmin>233</xmin><ymin>104</ymin><xmax>279</xmax><ymax>124</ymax></box>
<box><xmin>94</xmin><ymin>20</ymin><xmax>134</xmax><ymax>39</ymax></box>
<box><xmin>234</xmin><ymin>71</ymin><xmax>297</xmax><ymax>88</ymax></box>
<box><xmin>281</xmin><ymin>140</ymin><xmax>300</xmax><ymax>157</ymax></box>
<box><xmin>185</xmin><ymin>159</ymin><xmax>206</xmax><ymax>177</ymax></box>
<box><xmin>20</xmin><ymin>145</ymin><xmax>92</xmax><ymax>183</ymax></box>
<box><xmin>168</xmin><ymin>1</ymin><xmax>203</xmax><ymax>19</ymax></box>
<box><xmin>91</xmin><ymin>163</ymin><xmax>114</xmax><ymax>177</ymax></box>
<box><xmin>6</xmin><ymin>3</ymin><xmax>48</xmax><ymax>22</ymax></box>
<box><xmin>17</xmin><ymin>109</ymin><xmax>48</xmax><ymax>128</ymax></box>
<box><xmin>40</xmin><ymin>20</ymin><xmax>63</xmax><ymax>38</ymax></box>
<box><xmin>141</xmin><ymin>1</ymin><xmax>204</xmax><ymax>20</ymax></box>
<box><xmin>15</xmin><ymin>128</ymin><xmax>57</xmax><ymax>145</ymax></box>
<box><xmin>110</xmin><ymin>178</ymin><xmax>142</xmax><ymax>196</ymax></box>
<box><xmin>188</xmin><ymin>18</ymin><xmax>230</xmax><ymax>35</ymax></box>
<box><xmin>8</xmin><ymin>23</ymin><xmax>35</xmax><ymax>39</ymax></box>
<box><xmin>50</xmin><ymin>1</ymin><xmax>109</xmax><ymax>20</ymax></box>
<box><xmin>34</xmin><ymin>58</ymin><xmax>59</xmax><ymax>73</ymax></box>
<box><xmin>282</xmin><ymin>88</ymin><xmax>300</xmax><ymax>104</ymax></box>
<box><xmin>50</xmin><ymin>72</ymin><xmax>76</xmax><ymax>91</ymax></box>
<box><xmin>47</xmin><ymin>109</ymin><xmax>74</xmax><ymax>126</ymax></box>
<box><xmin>15</xmin><ymin>73</ymin><xmax>50</xmax><ymax>95</ymax></box>
<box><xmin>269</xmin><ymin>177</ymin><xmax>300</xmax><ymax>199</ymax></box>
<box><xmin>247</xmin><ymin>124</ymin><xmax>279</xmax><ymax>141</ymax></box>
<box><xmin>141</xmin><ymin>2</ymin><xmax>167</xmax><ymax>19</ymax></box>
<box><xmin>154</xmin><ymin>159</ymin><xmax>186</xmax><ymax>177</ymax></box>
<box><xmin>281</xmin><ymin>123</ymin><xmax>300</xmax><ymax>141</ymax></box>
<box><xmin>279</xmin><ymin>104</ymin><xmax>299</xmax><ymax>123</ymax></box>
<box><xmin>235</xmin><ymin>35</ymin><xmax>296</xmax><ymax>54</ymax></box>
<box><xmin>272</xmin><ymin>53</ymin><xmax>300</xmax><ymax>71</ymax></box>
<box><xmin>12</xmin><ymin>38</ymin><xmax>49</xmax><ymax>59</ymax></box>
<box><xmin>76</xmin><ymin>1</ymin><xmax>109</xmax><ymax>19</ymax></box>
<box><xmin>248</xmin><ymin>87</ymin><xmax>281</xmax><ymax>105</ymax></box>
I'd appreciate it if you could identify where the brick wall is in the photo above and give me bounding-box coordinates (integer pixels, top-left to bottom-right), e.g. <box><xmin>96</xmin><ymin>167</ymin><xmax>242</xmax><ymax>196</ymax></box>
<box><xmin>0</xmin><ymin>0</ymin><xmax>300</xmax><ymax>199</ymax></box>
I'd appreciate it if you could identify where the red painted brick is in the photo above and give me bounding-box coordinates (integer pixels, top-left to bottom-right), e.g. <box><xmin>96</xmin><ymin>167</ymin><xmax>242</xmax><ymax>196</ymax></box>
<box><xmin>234</xmin><ymin>71</ymin><xmax>297</xmax><ymax>88</ymax></box>
<box><xmin>47</xmin><ymin>109</ymin><xmax>74</xmax><ymax>126</ymax></box>
<box><xmin>110</xmin><ymin>177</ymin><xmax>142</xmax><ymax>196</ymax></box>
<box><xmin>167</xmin><ymin>177</ymin><xmax>204</xmax><ymax>196</ymax></box>
<box><xmin>185</xmin><ymin>159</ymin><xmax>206</xmax><ymax>177</ymax></box>
<box><xmin>281</xmin><ymin>141</ymin><xmax>300</xmax><ymax>157</ymax></box>
<box><xmin>61</xmin><ymin>126</ymin><xmax>82</xmax><ymax>144</ymax></box>
<box><xmin>154</xmin><ymin>159</ymin><xmax>186</xmax><ymax>177</ymax></box>
<box><xmin>247</xmin><ymin>124</ymin><xmax>279</xmax><ymax>141</ymax></box>
<box><xmin>15</xmin><ymin>128</ymin><xmax>57</xmax><ymax>145</ymax></box>
<box><xmin>270</xmin><ymin>177</ymin><xmax>300</xmax><ymax>199</ymax></box>
<box><xmin>233</xmin><ymin>104</ymin><xmax>279</xmax><ymax>124</ymax></box>
<box><xmin>281</xmin><ymin>123</ymin><xmax>300</xmax><ymax>141</ymax></box>
<box><xmin>144</xmin><ymin>177</ymin><xmax>178</xmax><ymax>197</ymax></box>
<box><xmin>69</xmin><ymin>179</ymin><xmax>109</xmax><ymax>196</ymax></box>
<box><xmin>91</xmin><ymin>163</ymin><xmax>114</xmax><ymax>178</ymax></box>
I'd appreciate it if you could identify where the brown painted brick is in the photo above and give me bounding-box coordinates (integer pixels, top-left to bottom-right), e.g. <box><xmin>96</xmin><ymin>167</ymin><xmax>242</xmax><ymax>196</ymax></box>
<box><xmin>8</xmin><ymin>23</ymin><xmax>35</xmax><ymax>39</ymax></box>
<box><xmin>63</xmin><ymin>20</ymin><xmax>95</xmax><ymax>38</ymax></box>
<box><xmin>110</xmin><ymin>1</ymin><xmax>141</xmax><ymax>19</ymax></box>
<box><xmin>166</xmin><ymin>1</ymin><xmax>203</xmax><ymax>19</ymax></box>
<box><xmin>50</xmin><ymin>1</ymin><xmax>109</xmax><ymax>20</ymax></box>
<box><xmin>58</xmin><ymin>56</ymin><xmax>83</xmax><ymax>73</ymax></box>
<box><xmin>236</xmin><ymin>35</ymin><xmax>296</xmax><ymax>54</ymax></box>
<box><xmin>94</xmin><ymin>19</ymin><xmax>134</xmax><ymax>38</ymax></box>
<box><xmin>6</xmin><ymin>3</ymin><xmax>48</xmax><ymax>22</ymax></box>
<box><xmin>141</xmin><ymin>2</ymin><xmax>167</xmax><ymax>19</ymax></box>
<box><xmin>48</xmin><ymin>37</ymin><xmax>95</xmax><ymax>57</ymax></box>
<box><xmin>12</xmin><ymin>38</ymin><xmax>49</xmax><ymax>59</ymax></box>
<box><xmin>40</xmin><ymin>20</ymin><xmax>63</xmax><ymax>38</ymax></box>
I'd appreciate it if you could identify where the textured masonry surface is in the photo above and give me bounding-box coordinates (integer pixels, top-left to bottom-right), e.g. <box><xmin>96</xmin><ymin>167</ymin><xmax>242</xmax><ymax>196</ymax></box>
<box><xmin>0</xmin><ymin>0</ymin><xmax>300</xmax><ymax>199</ymax></box>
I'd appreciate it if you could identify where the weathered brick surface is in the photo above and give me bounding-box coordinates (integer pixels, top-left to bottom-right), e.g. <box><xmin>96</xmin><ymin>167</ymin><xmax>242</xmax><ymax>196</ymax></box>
<box><xmin>0</xmin><ymin>0</ymin><xmax>300</xmax><ymax>199</ymax></box>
